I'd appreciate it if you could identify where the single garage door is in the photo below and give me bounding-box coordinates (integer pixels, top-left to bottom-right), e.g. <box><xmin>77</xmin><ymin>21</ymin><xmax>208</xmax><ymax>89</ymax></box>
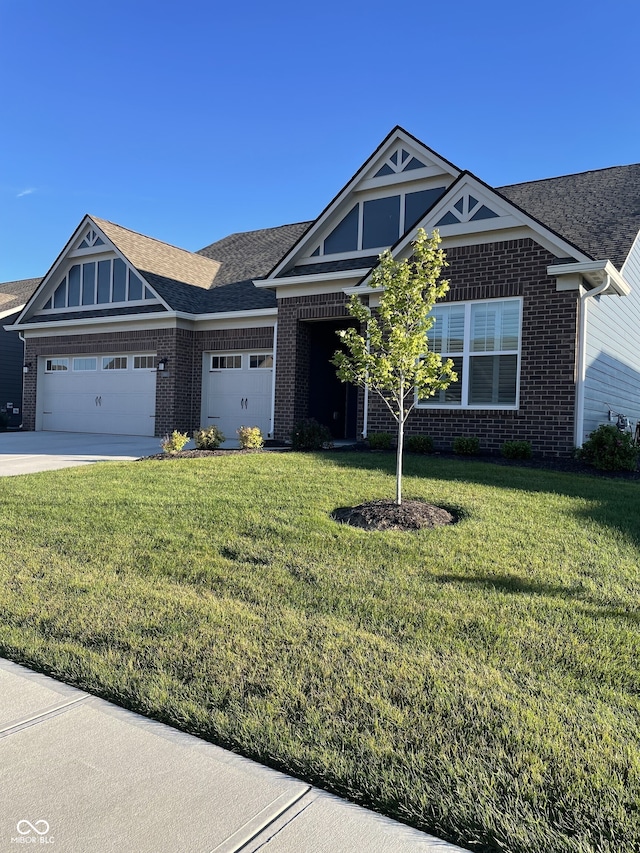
<box><xmin>39</xmin><ymin>354</ymin><xmax>156</xmax><ymax>436</ymax></box>
<box><xmin>203</xmin><ymin>352</ymin><xmax>273</xmax><ymax>445</ymax></box>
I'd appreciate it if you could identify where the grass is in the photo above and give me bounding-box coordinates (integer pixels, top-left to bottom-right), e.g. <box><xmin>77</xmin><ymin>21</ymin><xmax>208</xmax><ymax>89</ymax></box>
<box><xmin>0</xmin><ymin>451</ymin><xmax>639</xmax><ymax>853</ymax></box>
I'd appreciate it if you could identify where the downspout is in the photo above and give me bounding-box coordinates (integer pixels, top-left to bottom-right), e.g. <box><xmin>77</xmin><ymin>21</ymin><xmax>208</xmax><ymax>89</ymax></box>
<box><xmin>575</xmin><ymin>276</ymin><xmax>610</xmax><ymax>447</ymax></box>
<box><xmin>362</xmin><ymin>330</ymin><xmax>370</xmax><ymax>439</ymax></box>
<box><xmin>269</xmin><ymin>322</ymin><xmax>278</xmax><ymax>439</ymax></box>
<box><xmin>18</xmin><ymin>332</ymin><xmax>26</xmax><ymax>430</ymax></box>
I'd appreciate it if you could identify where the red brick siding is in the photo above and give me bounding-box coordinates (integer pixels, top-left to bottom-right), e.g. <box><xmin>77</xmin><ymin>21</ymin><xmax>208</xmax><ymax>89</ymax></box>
<box><xmin>366</xmin><ymin>239</ymin><xmax>579</xmax><ymax>456</ymax></box>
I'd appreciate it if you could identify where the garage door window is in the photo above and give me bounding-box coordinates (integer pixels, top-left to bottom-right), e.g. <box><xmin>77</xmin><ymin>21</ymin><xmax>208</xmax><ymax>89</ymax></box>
<box><xmin>73</xmin><ymin>358</ymin><xmax>97</xmax><ymax>371</ymax></box>
<box><xmin>134</xmin><ymin>355</ymin><xmax>155</xmax><ymax>369</ymax></box>
<box><xmin>250</xmin><ymin>354</ymin><xmax>273</xmax><ymax>369</ymax></box>
<box><xmin>211</xmin><ymin>355</ymin><xmax>242</xmax><ymax>370</ymax></box>
<box><xmin>45</xmin><ymin>358</ymin><xmax>68</xmax><ymax>372</ymax></box>
<box><xmin>102</xmin><ymin>356</ymin><xmax>128</xmax><ymax>371</ymax></box>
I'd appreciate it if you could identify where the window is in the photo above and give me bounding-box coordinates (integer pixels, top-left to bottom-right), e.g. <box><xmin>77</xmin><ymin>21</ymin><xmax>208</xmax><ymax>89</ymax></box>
<box><xmin>102</xmin><ymin>356</ymin><xmax>128</xmax><ymax>371</ymax></box>
<box><xmin>43</xmin><ymin>259</ymin><xmax>156</xmax><ymax>310</ymax></box>
<box><xmin>134</xmin><ymin>355</ymin><xmax>155</xmax><ymax>369</ymax></box>
<box><xmin>45</xmin><ymin>358</ymin><xmax>68</xmax><ymax>372</ymax></box>
<box><xmin>249</xmin><ymin>354</ymin><xmax>273</xmax><ymax>369</ymax></box>
<box><xmin>211</xmin><ymin>355</ymin><xmax>242</xmax><ymax>370</ymax></box>
<box><xmin>419</xmin><ymin>299</ymin><xmax>521</xmax><ymax>408</ymax></box>
<box><xmin>316</xmin><ymin>187</ymin><xmax>447</xmax><ymax>257</ymax></box>
<box><xmin>73</xmin><ymin>357</ymin><xmax>97</xmax><ymax>371</ymax></box>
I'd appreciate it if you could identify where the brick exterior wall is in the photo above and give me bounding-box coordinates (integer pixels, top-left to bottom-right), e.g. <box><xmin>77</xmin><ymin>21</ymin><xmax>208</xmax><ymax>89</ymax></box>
<box><xmin>366</xmin><ymin>238</ymin><xmax>579</xmax><ymax>456</ymax></box>
<box><xmin>273</xmin><ymin>292</ymin><xmax>362</xmax><ymax>440</ymax></box>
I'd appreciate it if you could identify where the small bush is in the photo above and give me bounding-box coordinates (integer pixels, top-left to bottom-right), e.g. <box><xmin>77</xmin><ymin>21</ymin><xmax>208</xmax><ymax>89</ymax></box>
<box><xmin>453</xmin><ymin>436</ymin><xmax>480</xmax><ymax>456</ymax></box>
<box><xmin>406</xmin><ymin>434</ymin><xmax>434</xmax><ymax>454</ymax></box>
<box><xmin>290</xmin><ymin>418</ymin><xmax>333</xmax><ymax>451</ymax></box>
<box><xmin>577</xmin><ymin>424</ymin><xmax>639</xmax><ymax>471</ymax></box>
<box><xmin>237</xmin><ymin>425</ymin><xmax>263</xmax><ymax>450</ymax></box>
<box><xmin>160</xmin><ymin>430</ymin><xmax>190</xmax><ymax>454</ymax></box>
<box><xmin>194</xmin><ymin>425</ymin><xmax>225</xmax><ymax>450</ymax></box>
<box><xmin>501</xmin><ymin>440</ymin><xmax>533</xmax><ymax>460</ymax></box>
<box><xmin>367</xmin><ymin>432</ymin><xmax>393</xmax><ymax>451</ymax></box>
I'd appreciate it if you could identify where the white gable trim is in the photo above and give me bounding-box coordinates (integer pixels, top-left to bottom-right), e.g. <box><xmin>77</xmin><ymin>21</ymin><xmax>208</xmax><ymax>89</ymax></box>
<box><xmin>14</xmin><ymin>215</ymin><xmax>171</xmax><ymax>325</ymax></box>
<box><xmin>266</xmin><ymin>127</ymin><xmax>460</xmax><ymax>280</ymax></box>
<box><xmin>354</xmin><ymin>172</ymin><xmax>597</xmax><ymax>290</ymax></box>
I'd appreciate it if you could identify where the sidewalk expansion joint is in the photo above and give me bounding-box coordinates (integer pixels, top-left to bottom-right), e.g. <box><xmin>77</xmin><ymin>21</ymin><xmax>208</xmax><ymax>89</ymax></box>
<box><xmin>209</xmin><ymin>786</ymin><xmax>312</xmax><ymax>853</ymax></box>
<box><xmin>0</xmin><ymin>693</ymin><xmax>93</xmax><ymax>739</ymax></box>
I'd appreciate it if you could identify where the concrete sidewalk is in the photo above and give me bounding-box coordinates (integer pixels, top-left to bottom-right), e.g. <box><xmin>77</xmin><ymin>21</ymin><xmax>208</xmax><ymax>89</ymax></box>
<box><xmin>0</xmin><ymin>659</ymin><xmax>467</xmax><ymax>852</ymax></box>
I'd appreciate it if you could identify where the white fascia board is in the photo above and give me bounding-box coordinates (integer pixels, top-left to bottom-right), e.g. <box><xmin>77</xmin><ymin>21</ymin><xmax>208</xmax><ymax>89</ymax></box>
<box><xmin>547</xmin><ymin>260</ymin><xmax>630</xmax><ymax>296</ymax></box>
<box><xmin>254</xmin><ymin>269</ymin><xmax>371</xmax><ymax>289</ymax></box>
<box><xmin>176</xmin><ymin>308</ymin><xmax>278</xmax><ymax>322</ymax></box>
<box><xmin>10</xmin><ymin>311</ymin><xmax>180</xmax><ymax>335</ymax></box>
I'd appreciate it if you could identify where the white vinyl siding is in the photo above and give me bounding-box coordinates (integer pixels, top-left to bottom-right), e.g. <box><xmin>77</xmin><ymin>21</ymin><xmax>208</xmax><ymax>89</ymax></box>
<box><xmin>582</xmin><ymin>237</ymin><xmax>640</xmax><ymax>442</ymax></box>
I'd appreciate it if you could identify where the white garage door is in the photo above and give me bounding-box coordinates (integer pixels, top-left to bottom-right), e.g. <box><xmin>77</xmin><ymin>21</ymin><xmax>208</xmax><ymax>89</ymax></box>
<box><xmin>203</xmin><ymin>352</ymin><xmax>273</xmax><ymax>446</ymax></box>
<box><xmin>39</xmin><ymin>354</ymin><xmax>156</xmax><ymax>436</ymax></box>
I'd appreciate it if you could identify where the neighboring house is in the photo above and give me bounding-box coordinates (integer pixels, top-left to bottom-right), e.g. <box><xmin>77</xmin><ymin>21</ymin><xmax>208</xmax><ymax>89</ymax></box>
<box><xmin>5</xmin><ymin>127</ymin><xmax>640</xmax><ymax>455</ymax></box>
<box><xmin>0</xmin><ymin>278</ymin><xmax>42</xmax><ymax>428</ymax></box>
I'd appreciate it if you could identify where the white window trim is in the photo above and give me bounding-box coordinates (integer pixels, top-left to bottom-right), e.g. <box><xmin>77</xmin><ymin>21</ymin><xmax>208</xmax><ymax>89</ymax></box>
<box><xmin>133</xmin><ymin>355</ymin><xmax>157</xmax><ymax>370</ymax></box>
<box><xmin>249</xmin><ymin>352</ymin><xmax>274</xmax><ymax>369</ymax></box>
<box><xmin>44</xmin><ymin>358</ymin><xmax>69</xmax><ymax>373</ymax></box>
<box><xmin>210</xmin><ymin>354</ymin><xmax>243</xmax><ymax>371</ymax></box>
<box><xmin>72</xmin><ymin>357</ymin><xmax>98</xmax><ymax>372</ymax></box>
<box><xmin>102</xmin><ymin>356</ymin><xmax>129</xmax><ymax>371</ymax></box>
<box><xmin>416</xmin><ymin>296</ymin><xmax>522</xmax><ymax>411</ymax></box>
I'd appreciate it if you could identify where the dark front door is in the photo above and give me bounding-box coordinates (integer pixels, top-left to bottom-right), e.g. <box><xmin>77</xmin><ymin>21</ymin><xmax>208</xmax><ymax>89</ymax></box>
<box><xmin>307</xmin><ymin>319</ymin><xmax>358</xmax><ymax>439</ymax></box>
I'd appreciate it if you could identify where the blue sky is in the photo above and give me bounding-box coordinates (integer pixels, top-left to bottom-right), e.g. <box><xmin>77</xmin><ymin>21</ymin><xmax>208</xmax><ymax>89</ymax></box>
<box><xmin>1</xmin><ymin>0</ymin><xmax>639</xmax><ymax>282</ymax></box>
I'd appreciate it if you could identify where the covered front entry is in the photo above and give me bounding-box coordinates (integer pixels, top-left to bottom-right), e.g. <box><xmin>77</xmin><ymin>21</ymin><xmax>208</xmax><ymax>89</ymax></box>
<box><xmin>37</xmin><ymin>353</ymin><xmax>157</xmax><ymax>436</ymax></box>
<box><xmin>307</xmin><ymin>319</ymin><xmax>358</xmax><ymax>440</ymax></box>
<box><xmin>202</xmin><ymin>351</ymin><xmax>273</xmax><ymax>445</ymax></box>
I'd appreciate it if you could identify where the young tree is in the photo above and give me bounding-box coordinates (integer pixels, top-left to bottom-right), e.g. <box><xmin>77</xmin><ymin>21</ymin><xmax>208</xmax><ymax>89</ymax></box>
<box><xmin>333</xmin><ymin>228</ymin><xmax>456</xmax><ymax>505</ymax></box>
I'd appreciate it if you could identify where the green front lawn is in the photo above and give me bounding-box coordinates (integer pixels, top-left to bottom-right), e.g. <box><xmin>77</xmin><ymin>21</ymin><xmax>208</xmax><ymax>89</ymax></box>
<box><xmin>0</xmin><ymin>452</ymin><xmax>638</xmax><ymax>853</ymax></box>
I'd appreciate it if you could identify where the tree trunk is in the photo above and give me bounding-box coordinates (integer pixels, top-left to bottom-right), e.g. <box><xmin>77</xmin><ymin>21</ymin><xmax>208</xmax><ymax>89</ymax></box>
<box><xmin>396</xmin><ymin>384</ymin><xmax>404</xmax><ymax>505</ymax></box>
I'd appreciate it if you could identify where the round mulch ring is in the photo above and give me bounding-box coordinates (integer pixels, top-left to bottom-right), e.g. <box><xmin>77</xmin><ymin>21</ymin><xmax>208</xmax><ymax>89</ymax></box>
<box><xmin>331</xmin><ymin>499</ymin><xmax>456</xmax><ymax>531</ymax></box>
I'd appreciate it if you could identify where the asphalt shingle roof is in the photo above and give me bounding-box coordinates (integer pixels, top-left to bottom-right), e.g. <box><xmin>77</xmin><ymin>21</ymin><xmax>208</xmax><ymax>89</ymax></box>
<box><xmin>0</xmin><ymin>278</ymin><xmax>42</xmax><ymax>315</ymax></box>
<box><xmin>197</xmin><ymin>222</ymin><xmax>312</xmax><ymax>286</ymax></box>
<box><xmin>499</xmin><ymin>164</ymin><xmax>640</xmax><ymax>269</ymax></box>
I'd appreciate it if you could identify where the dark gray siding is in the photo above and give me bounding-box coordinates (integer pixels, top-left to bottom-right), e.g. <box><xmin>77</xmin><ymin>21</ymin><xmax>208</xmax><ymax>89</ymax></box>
<box><xmin>0</xmin><ymin>313</ymin><xmax>24</xmax><ymax>428</ymax></box>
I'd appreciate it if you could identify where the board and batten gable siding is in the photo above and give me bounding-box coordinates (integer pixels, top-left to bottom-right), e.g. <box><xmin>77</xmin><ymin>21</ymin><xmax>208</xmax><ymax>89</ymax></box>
<box><xmin>0</xmin><ymin>312</ymin><xmax>24</xmax><ymax>428</ymax></box>
<box><xmin>582</xmin><ymin>233</ymin><xmax>640</xmax><ymax>443</ymax></box>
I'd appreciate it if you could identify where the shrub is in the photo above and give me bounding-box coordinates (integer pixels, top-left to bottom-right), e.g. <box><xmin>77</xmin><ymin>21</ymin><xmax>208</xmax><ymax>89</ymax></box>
<box><xmin>453</xmin><ymin>436</ymin><xmax>480</xmax><ymax>456</ymax></box>
<box><xmin>160</xmin><ymin>430</ymin><xmax>190</xmax><ymax>454</ymax></box>
<box><xmin>367</xmin><ymin>432</ymin><xmax>393</xmax><ymax>451</ymax></box>
<box><xmin>577</xmin><ymin>424</ymin><xmax>639</xmax><ymax>471</ymax></box>
<box><xmin>501</xmin><ymin>440</ymin><xmax>533</xmax><ymax>460</ymax></box>
<box><xmin>406</xmin><ymin>434</ymin><xmax>434</xmax><ymax>454</ymax></box>
<box><xmin>194</xmin><ymin>425</ymin><xmax>225</xmax><ymax>450</ymax></box>
<box><xmin>290</xmin><ymin>418</ymin><xmax>333</xmax><ymax>451</ymax></box>
<box><xmin>237</xmin><ymin>425</ymin><xmax>263</xmax><ymax>450</ymax></box>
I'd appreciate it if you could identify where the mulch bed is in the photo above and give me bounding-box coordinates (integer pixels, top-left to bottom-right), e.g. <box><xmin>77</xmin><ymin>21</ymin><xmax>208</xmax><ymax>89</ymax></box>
<box><xmin>331</xmin><ymin>499</ymin><xmax>456</xmax><ymax>531</ymax></box>
<box><xmin>139</xmin><ymin>449</ymin><xmax>264</xmax><ymax>460</ymax></box>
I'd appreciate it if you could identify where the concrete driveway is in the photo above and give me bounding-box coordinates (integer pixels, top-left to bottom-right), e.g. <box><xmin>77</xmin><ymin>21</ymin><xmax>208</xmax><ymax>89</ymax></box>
<box><xmin>0</xmin><ymin>431</ymin><xmax>168</xmax><ymax>476</ymax></box>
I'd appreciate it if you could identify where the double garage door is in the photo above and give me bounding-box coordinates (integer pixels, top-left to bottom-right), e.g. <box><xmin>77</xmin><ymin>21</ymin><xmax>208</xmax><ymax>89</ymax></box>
<box><xmin>38</xmin><ymin>354</ymin><xmax>156</xmax><ymax>436</ymax></box>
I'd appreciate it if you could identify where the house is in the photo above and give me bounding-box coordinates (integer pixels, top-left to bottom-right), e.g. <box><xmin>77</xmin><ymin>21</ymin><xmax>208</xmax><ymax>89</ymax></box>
<box><xmin>0</xmin><ymin>277</ymin><xmax>42</xmax><ymax>428</ymax></box>
<box><xmin>5</xmin><ymin>127</ymin><xmax>640</xmax><ymax>455</ymax></box>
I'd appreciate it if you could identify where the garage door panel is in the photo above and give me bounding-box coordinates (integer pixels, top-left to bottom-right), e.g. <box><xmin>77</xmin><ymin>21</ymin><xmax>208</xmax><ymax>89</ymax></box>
<box><xmin>203</xmin><ymin>352</ymin><xmax>272</xmax><ymax>446</ymax></box>
<box><xmin>39</xmin><ymin>354</ymin><xmax>157</xmax><ymax>436</ymax></box>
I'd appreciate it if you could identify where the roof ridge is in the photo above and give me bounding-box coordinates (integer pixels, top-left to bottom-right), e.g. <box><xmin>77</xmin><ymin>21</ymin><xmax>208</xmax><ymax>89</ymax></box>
<box><xmin>499</xmin><ymin>162</ymin><xmax>640</xmax><ymax>191</ymax></box>
<box><xmin>90</xmin><ymin>215</ymin><xmax>219</xmax><ymax>264</ymax></box>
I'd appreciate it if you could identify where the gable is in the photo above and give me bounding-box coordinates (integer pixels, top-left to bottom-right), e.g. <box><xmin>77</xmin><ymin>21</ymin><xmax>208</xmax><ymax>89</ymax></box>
<box><xmin>266</xmin><ymin>127</ymin><xmax>461</xmax><ymax>280</ymax></box>
<box><xmin>17</xmin><ymin>218</ymin><xmax>167</xmax><ymax>325</ymax></box>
